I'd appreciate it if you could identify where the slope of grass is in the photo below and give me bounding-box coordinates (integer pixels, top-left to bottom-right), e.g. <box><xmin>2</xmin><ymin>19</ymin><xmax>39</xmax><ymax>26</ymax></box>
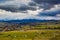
<box><xmin>0</xmin><ymin>30</ymin><xmax>60</xmax><ymax>40</ymax></box>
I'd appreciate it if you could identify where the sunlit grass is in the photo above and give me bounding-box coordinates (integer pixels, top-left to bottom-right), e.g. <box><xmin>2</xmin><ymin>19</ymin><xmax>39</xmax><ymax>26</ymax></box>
<box><xmin>0</xmin><ymin>30</ymin><xmax>60</xmax><ymax>40</ymax></box>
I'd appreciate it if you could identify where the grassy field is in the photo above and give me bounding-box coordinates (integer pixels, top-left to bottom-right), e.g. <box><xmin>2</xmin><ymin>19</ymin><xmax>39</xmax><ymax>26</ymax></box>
<box><xmin>0</xmin><ymin>30</ymin><xmax>60</xmax><ymax>40</ymax></box>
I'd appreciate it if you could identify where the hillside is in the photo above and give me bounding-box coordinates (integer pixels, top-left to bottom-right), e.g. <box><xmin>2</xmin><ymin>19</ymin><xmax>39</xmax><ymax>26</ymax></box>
<box><xmin>0</xmin><ymin>20</ymin><xmax>60</xmax><ymax>31</ymax></box>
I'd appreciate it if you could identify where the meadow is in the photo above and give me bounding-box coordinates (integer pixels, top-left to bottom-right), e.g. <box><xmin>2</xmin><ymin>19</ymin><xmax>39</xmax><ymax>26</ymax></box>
<box><xmin>0</xmin><ymin>30</ymin><xmax>60</xmax><ymax>40</ymax></box>
<box><xmin>0</xmin><ymin>22</ymin><xmax>60</xmax><ymax>40</ymax></box>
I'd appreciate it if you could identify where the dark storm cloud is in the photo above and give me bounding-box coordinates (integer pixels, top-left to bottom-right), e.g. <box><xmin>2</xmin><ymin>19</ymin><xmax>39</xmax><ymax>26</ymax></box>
<box><xmin>32</xmin><ymin>0</ymin><xmax>60</xmax><ymax>17</ymax></box>
<box><xmin>0</xmin><ymin>6</ymin><xmax>18</xmax><ymax>12</ymax></box>
<box><xmin>0</xmin><ymin>0</ymin><xmax>60</xmax><ymax>12</ymax></box>
<box><xmin>0</xmin><ymin>0</ymin><xmax>38</xmax><ymax>12</ymax></box>
<box><xmin>19</xmin><ymin>5</ymin><xmax>37</xmax><ymax>11</ymax></box>
<box><xmin>0</xmin><ymin>4</ymin><xmax>37</xmax><ymax>12</ymax></box>
<box><xmin>33</xmin><ymin>0</ymin><xmax>60</xmax><ymax>4</ymax></box>
<box><xmin>32</xmin><ymin>0</ymin><xmax>60</xmax><ymax>9</ymax></box>
<box><xmin>28</xmin><ymin>2</ymin><xmax>37</xmax><ymax>6</ymax></box>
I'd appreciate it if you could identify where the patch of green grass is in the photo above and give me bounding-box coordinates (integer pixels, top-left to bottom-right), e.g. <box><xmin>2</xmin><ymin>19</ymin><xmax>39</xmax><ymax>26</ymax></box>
<box><xmin>0</xmin><ymin>30</ymin><xmax>60</xmax><ymax>40</ymax></box>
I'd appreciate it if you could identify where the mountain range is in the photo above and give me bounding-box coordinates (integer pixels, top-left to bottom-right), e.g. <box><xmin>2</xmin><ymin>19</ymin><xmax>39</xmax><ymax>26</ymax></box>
<box><xmin>0</xmin><ymin>19</ymin><xmax>59</xmax><ymax>23</ymax></box>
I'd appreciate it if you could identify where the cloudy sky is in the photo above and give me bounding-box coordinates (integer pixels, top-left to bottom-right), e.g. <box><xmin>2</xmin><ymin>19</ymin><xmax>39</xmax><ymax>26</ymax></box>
<box><xmin>0</xmin><ymin>0</ymin><xmax>60</xmax><ymax>20</ymax></box>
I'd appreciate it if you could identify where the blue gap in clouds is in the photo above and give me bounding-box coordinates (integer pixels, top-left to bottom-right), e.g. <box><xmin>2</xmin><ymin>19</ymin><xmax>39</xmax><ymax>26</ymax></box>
<box><xmin>39</xmin><ymin>10</ymin><xmax>60</xmax><ymax>16</ymax></box>
<box><xmin>0</xmin><ymin>0</ymin><xmax>8</xmax><ymax>2</ymax></box>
